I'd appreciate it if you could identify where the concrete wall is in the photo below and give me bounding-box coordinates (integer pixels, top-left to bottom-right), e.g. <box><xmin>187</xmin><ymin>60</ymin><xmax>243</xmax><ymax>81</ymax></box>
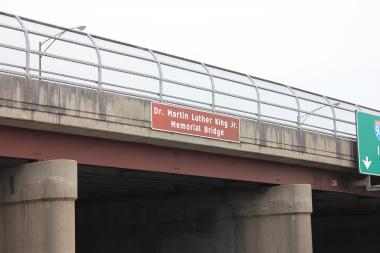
<box><xmin>0</xmin><ymin>160</ymin><xmax>77</xmax><ymax>253</ymax></box>
<box><xmin>0</xmin><ymin>74</ymin><xmax>355</xmax><ymax>172</ymax></box>
<box><xmin>77</xmin><ymin>184</ymin><xmax>312</xmax><ymax>253</ymax></box>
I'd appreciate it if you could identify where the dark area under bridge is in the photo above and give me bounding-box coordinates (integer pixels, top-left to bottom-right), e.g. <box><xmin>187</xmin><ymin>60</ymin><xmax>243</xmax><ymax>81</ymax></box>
<box><xmin>76</xmin><ymin>165</ymin><xmax>380</xmax><ymax>253</ymax></box>
<box><xmin>0</xmin><ymin>154</ymin><xmax>380</xmax><ymax>253</ymax></box>
<box><xmin>1</xmin><ymin>155</ymin><xmax>380</xmax><ymax>253</ymax></box>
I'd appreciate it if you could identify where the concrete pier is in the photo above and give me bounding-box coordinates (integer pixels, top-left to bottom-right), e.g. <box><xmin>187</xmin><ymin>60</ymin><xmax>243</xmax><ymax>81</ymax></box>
<box><xmin>0</xmin><ymin>160</ymin><xmax>77</xmax><ymax>253</ymax></box>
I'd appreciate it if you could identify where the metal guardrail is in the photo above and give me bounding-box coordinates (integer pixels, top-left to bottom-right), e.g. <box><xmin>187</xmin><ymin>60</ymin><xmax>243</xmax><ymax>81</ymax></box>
<box><xmin>0</xmin><ymin>11</ymin><xmax>378</xmax><ymax>140</ymax></box>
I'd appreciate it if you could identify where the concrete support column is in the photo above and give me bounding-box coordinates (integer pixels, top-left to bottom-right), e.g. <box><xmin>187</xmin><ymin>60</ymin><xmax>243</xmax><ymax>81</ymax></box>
<box><xmin>155</xmin><ymin>184</ymin><xmax>313</xmax><ymax>253</ymax></box>
<box><xmin>241</xmin><ymin>184</ymin><xmax>313</xmax><ymax>253</ymax></box>
<box><xmin>0</xmin><ymin>159</ymin><xmax>77</xmax><ymax>253</ymax></box>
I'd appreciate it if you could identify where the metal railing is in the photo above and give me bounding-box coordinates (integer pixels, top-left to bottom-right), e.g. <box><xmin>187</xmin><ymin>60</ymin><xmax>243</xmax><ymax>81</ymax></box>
<box><xmin>0</xmin><ymin>11</ymin><xmax>378</xmax><ymax>140</ymax></box>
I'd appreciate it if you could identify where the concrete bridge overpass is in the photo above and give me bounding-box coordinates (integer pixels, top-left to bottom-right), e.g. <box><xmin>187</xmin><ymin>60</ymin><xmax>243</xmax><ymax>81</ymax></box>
<box><xmin>0</xmin><ymin>73</ymin><xmax>369</xmax><ymax>192</ymax></box>
<box><xmin>0</xmin><ymin>12</ymin><xmax>380</xmax><ymax>253</ymax></box>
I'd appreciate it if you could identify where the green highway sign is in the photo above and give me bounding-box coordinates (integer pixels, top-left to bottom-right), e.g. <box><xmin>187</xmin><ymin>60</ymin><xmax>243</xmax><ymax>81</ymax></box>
<box><xmin>356</xmin><ymin>111</ymin><xmax>380</xmax><ymax>175</ymax></box>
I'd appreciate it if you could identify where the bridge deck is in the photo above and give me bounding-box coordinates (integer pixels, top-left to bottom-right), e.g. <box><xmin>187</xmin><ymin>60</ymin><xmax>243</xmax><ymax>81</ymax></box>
<box><xmin>0</xmin><ymin>73</ymin><xmax>374</xmax><ymax>196</ymax></box>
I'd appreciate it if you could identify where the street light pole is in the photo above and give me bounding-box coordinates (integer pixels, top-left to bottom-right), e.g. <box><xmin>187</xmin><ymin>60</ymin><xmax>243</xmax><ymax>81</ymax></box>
<box><xmin>39</xmin><ymin>41</ymin><xmax>41</xmax><ymax>78</ymax></box>
<box><xmin>300</xmin><ymin>102</ymin><xmax>340</xmax><ymax>124</ymax></box>
<box><xmin>38</xmin><ymin>25</ymin><xmax>86</xmax><ymax>80</ymax></box>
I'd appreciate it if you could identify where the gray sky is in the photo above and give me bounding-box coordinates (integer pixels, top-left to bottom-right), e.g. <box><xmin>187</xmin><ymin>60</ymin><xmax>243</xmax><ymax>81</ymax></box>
<box><xmin>3</xmin><ymin>0</ymin><xmax>379</xmax><ymax>109</ymax></box>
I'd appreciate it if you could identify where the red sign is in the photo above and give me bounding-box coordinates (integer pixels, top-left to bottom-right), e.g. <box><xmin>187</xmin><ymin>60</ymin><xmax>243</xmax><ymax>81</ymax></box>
<box><xmin>151</xmin><ymin>102</ymin><xmax>240</xmax><ymax>142</ymax></box>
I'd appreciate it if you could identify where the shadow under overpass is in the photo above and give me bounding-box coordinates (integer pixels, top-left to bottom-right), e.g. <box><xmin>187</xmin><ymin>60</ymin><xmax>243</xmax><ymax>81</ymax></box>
<box><xmin>76</xmin><ymin>164</ymin><xmax>380</xmax><ymax>253</ymax></box>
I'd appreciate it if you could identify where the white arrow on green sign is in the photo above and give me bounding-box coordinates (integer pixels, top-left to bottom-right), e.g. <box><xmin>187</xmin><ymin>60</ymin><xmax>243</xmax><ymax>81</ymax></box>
<box><xmin>356</xmin><ymin>111</ymin><xmax>380</xmax><ymax>175</ymax></box>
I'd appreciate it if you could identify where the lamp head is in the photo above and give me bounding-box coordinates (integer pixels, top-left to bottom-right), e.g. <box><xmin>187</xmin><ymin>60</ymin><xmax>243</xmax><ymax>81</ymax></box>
<box><xmin>74</xmin><ymin>25</ymin><xmax>86</xmax><ymax>31</ymax></box>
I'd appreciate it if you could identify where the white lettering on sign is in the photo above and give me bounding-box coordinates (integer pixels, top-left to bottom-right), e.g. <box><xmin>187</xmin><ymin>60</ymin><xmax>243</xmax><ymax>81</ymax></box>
<box><xmin>151</xmin><ymin>102</ymin><xmax>240</xmax><ymax>142</ymax></box>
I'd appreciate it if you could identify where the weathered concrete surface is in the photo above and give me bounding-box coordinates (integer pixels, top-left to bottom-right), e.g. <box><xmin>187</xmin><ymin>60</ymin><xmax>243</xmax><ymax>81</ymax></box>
<box><xmin>77</xmin><ymin>184</ymin><xmax>313</xmax><ymax>253</ymax></box>
<box><xmin>0</xmin><ymin>159</ymin><xmax>77</xmax><ymax>253</ymax></box>
<box><xmin>0</xmin><ymin>73</ymin><xmax>356</xmax><ymax>171</ymax></box>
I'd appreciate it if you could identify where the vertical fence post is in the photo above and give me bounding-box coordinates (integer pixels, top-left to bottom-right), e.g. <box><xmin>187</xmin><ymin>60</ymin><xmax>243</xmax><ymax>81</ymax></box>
<box><xmin>15</xmin><ymin>15</ymin><xmax>30</xmax><ymax>78</ymax></box>
<box><xmin>355</xmin><ymin>104</ymin><xmax>362</xmax><ymax>112</ymax></box>
<box><xmin>286</xmin><ymin>86</ymin><xmax>301</xmax><ymax>128</ymax></box>
<box><xmin>323</xmin><ymin>96</ymin><xmax>337</xmax><ymax>137</ymax></box>
<box><xmin>86</xmin><ymin>34</ymin><xmax>102</xmax><ymax>90</ymax></box>
<box><xmin>148</xmin><ymin>49</ymin><xmax>163</xmax><ymax>101</ymax></box>
<box><xmin>201</xmin><ymin>63</ymin><xmax>215</xmax><ymax>111</ymax></box>
<box><xmin>246</xmin><ymin>75</ymin><xmax>262</xmax><ymax>121</ymax></box>
<box><xmin>354</xmin><ymin>104</ymin><xmax>362</xmax><ymax>140</ymax></box>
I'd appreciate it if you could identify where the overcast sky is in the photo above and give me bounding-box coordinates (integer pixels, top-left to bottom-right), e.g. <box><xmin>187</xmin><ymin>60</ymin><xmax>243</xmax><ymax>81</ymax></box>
<box><xmin>3</xmin><ymin>0</ymin><xmax>379</xmax><ymax>109</ymax></box>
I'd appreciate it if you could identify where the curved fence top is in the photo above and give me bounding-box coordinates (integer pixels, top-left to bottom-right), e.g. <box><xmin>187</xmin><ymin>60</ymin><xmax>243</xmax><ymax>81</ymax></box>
<box><xmin>0</xmin><ymin>11</ymin><xmax>378</xmax><ymax>140</ymax></box>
